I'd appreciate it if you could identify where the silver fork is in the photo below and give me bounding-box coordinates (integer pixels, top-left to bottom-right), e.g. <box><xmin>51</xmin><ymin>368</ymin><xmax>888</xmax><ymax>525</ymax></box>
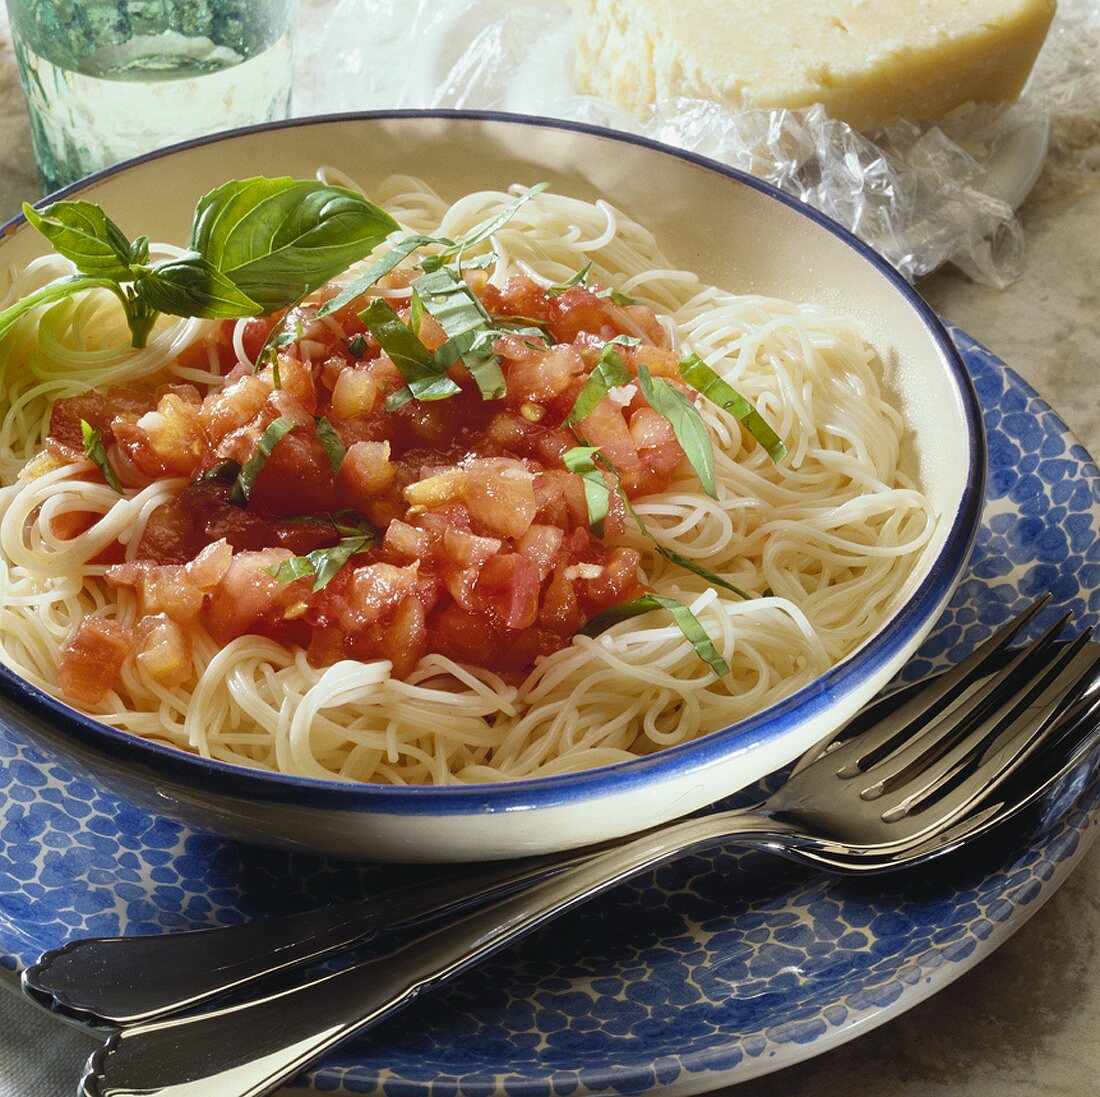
<box><xmin>71</xmin><ymin>604</ymin><xmax>1100</xmax><ymax>1097</ymax></box>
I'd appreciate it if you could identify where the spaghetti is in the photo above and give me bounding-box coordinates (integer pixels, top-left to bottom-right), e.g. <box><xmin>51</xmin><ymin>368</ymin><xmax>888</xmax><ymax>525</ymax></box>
<box><xmin>0</xmin><ymin>176</ymin><xmax>934</xmax><ymax>784</ymax></box>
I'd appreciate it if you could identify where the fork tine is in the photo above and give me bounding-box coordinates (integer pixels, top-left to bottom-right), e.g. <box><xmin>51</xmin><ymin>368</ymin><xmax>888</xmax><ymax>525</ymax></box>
<box><xmin>875</xmin><ymin>634</ymin><xmax>1100</xmax><ymax>824</ymax></box>
<box><xmin>840</xmin><ymin>608</ymin><xmax>1071</xmax><ymax>781</ymax></box>
<box><xmin>820</xmin><ymin>595</ymin><xmax>1051</xmax><ymax>775</ymax></box>
<box><xmin>864</xmin><ymin>624</ymin><xmax>1090</xmax><ymax>797</ymax></box>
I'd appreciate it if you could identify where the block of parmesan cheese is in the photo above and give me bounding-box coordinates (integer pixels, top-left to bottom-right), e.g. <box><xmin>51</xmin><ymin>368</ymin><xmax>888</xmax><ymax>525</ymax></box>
<box><xmin>567</xmin><ymin>0</ymin><xmax>1056</xmax><ymax>131</ymax></box>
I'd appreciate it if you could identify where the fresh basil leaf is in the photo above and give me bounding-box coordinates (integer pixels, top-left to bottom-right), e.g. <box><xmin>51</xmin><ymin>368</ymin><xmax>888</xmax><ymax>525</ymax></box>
<box><xmin>229</xmin><ymin>417</ymin><xmax>296</xmax><ymax>505</ymax></box>
<box><xmin>636</xmin><ymin>365</ymin><xmax>717</xmax><ymax>499</ymax></box>
<box><xmin>0</xmin><ymin>275</ymin><xmax>123</xmax><ymax>343</ymax></box>
<box><xmin>136</xmin><ymin>252</ymin><xmax>263</xmax><ymax>319</ymax></box>
<box><xmin>563</xmin><ymin>445</ymin><xmax>610</xmax><ymax>537</ymax></box>
<box><xmin>679</xmin><ymin>353</ymin><xmax>787</xmax><ymax>462</ymax></box>
<box><xmin>23</xmin><ymin>200</ymin><xmax>132</xmax><ymax>280</ymax></box>
<box><xmin>567</xmin><ymin>345</ymin><xmax>632</xmax><ymax>424</ymax></box>
<box><xmin>605</xmin><ymin>334</ymin><xmax>641</xmax><ymax>347</ymax></box>
<box><xmin>190</xmin><ymin>178</ymin><xmax>399</xmax><ymax>311</ymax></box>
<box><xmin>359</xmin><ymin>298</ymin><xmax>461</xmax><ymax>403</ymax></box>
<box><xmin>438</xmin><ymin>183</ymin><xmax>549</xmax><ymax>260</ymax></box>
<box><xmin>315</xmin><ymin>416</ymin><xmax>346</xmax><ymax>472</ymax></box>
<box><xmin>412</xmin><ymin>267</ymin><xmax>505</xmax><ymax>400</ymax></box>
<box><xmin>347</xmin><ymin>333</ymin><xmax>367</xmax><ymax>358</ymax></box>
<box><xmin>270</xmin><ymin>530</ymin><xmax>374</xmax><ymax>592</ymax></box>
<box><xmin>79</xmin><ymin>419</ymin><xmax>123</xmax><ymax>494</ymax></box>
<box><xmin>129</xmin><ymin>235</ymin><xmax>150</xmax><ymax>266</ymax></box>
<box><xmin>548</xmin><ymin>262</ymin><xmax>591</xmax><ymax>295</ymax></box>
<box><xmin>582</xmin><ymin>593</ymin><xmax>730</xmax><ymax>676</ymax></box>
<box><xmin>317</xmin><ymin>234</ymin><xmax>432</xmax><ymax>319</ymax></box>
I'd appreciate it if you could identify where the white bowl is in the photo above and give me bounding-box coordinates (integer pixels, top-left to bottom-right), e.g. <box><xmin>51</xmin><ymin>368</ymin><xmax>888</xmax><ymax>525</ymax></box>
<box><xmin>0</xmin><ymin>111</ymin><xmax>985</xmax><ymax>861</ymax></box>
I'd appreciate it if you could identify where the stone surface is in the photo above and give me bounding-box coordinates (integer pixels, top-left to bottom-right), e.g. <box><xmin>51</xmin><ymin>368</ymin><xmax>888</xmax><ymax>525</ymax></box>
<box><xmin>0</xmin><ymin>6</ymin><xmax>1096</xmax><ymax>1097</ymax></box>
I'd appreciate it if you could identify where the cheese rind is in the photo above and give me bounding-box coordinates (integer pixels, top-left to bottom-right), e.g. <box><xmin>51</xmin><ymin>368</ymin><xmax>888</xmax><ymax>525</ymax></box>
<box><xmin>568</xmin><ymin>0</ymin><xmax>1056</xmax><ymax>132</ymax></box>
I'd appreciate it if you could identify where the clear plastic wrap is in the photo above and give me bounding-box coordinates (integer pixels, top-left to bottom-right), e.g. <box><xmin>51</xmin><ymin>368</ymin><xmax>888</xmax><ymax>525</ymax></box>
<box><xmin>297</xmin><ymin>0</ymin><xmax>1100</xmax><ymax>287</ymax></box>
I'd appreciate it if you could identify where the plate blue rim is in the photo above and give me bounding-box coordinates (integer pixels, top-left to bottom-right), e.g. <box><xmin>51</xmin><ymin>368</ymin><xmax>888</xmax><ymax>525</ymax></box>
<box><xmin>0</xmin><ymin>107</ymin><xmax>987</xmax><ymax>815</ymax></box>
<box><xmin>0</xmin><ymin>325</ymin><xmax>1096</xmax><ymax>1095</ymax></box>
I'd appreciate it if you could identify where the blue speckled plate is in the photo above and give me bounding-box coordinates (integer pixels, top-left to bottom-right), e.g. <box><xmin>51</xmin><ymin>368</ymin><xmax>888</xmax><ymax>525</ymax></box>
<box><xmin>0</xmin><ymin>328</ymin><xmax>1097</xmax><ymax>1095</ymax></box>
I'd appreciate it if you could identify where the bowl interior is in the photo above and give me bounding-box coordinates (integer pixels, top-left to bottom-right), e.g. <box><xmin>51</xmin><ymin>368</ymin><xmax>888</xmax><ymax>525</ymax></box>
<box><xmin>0</xmin><ymin>112</ymin><xmax>979</xmax><ymax>810</ymax></box>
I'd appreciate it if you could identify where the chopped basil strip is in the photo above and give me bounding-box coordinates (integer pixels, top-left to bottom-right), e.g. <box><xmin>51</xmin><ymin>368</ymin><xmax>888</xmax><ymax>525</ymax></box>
<box><xmin>458</xmin><ymin>251</ymin><xmax>497</xmax><ymax>271</ymax></box>
<box><xmin>636</xmin><ymin>365</ymin><xmax>717</xmax><ymax>499</ymax></box>
<box><xmin>314</xmin><ymin>416</ymin><xmax>346</xmax><ymax>472</ymax></box>
<box><xmin>567</xmin><ymin>345</ymin><xmax>632</xmax><ymax>424</ymax></box>
<box><xmin>79</xmin><ymin>419</ymin><xmax>123</xmax><ymax>494</ymax></box>
<box><xmin>229</xmin><ymin>417</ymin><xmax>296</xmax><ymax>505</ymax></box>
<box><xmin>584</xmin><ymin>443</ymin><xmax>752</xmax><ymax>601</ymax></box>
<box><xmin>359</xmin><ymin>298</ymin><xmax>461</xmax><ymax>403</ymax></box>
<box><xmin>269</xmin><ymin>528</ymin><xmax>375</xmax><ymax>592</ymax></box>
<box><xmin>605</xmin><ymin>334</ymin><xmax>641</xmax><ymax>347</ymax></box>
<box><xmin>563</xmin><ymin>445</ymin><xmax>611</xmax><ymax>537</ymax></box>
<box><xmin>582</xmin><ymin>593</ymin><xmax>730</xmax><ymax>677</ymax></box>
<box><xmin>287</xmin><ymin>510</ymin><xmax>374</xmax><ymax>537</ymax></box>
<box><xmin>493</xmin><ymin>313</ymin><xmax>551</xmax><ymax>331</ymax></box>
<box><xmin>316</xmin><ymin>234</ymin><xmax>432</xmax><ymax>318</ymax></box>
<box><xmin>197</xmin><ymin>459</ymin><xmax>241</xmax><ymax>484</ymax></box>
<box><xmin>412</xmin><ymin>267</ymin><xmax>506</xmax><ymax>399</ymax></box>
<box><xmin>408</xmin><ymin>287</ymin><xmax>425</xmax><ymax>335</ymax></box>
<box><xmin>437</xmin><ymin>183</ymin><xmax>549</xmax><ymax>261</ymax></box>
<box><xmin>347</xmin><ymin>333</ymin><xmax>367</xmax><ymax>358</ymax></box>
<box><xmin>679</xmin><ymin>353</ymin><xmax>787</xmax><ymax>462</ymax></box>
<box><xmin>548</xmin><ymin>262</ymin><xmax>592</xmax><ymax>295</ymax></box>
<box><xmin>253</xmin><ymin>312</ymin><xmax>304</xmax><ymax>385</ymax></box>
<box><xmin>597</xmin><ymin>287</ymin><xmax>638</xmax><ymax>307</ymax></box>
<box><xmin>386</xmin><ymin>386</ymin><xmax>414</xmax><ymax>413</ymax></box>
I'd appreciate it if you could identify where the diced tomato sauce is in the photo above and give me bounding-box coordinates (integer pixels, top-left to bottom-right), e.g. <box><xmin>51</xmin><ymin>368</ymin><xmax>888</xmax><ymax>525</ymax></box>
<box><xmin>46</xmin><ymin>273</ymin><xmax>695</xmax><ymax>698</ymax></box>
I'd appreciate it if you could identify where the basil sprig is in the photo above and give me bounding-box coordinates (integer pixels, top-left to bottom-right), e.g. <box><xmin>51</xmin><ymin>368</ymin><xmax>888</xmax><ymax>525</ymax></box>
<box><xmin>582</xmin><ymin>594</ymin><xmax>731</xmax><ymax>677</ymax></box>
<box><xmin>269</xmin><ymin>513</ymin><xmax>376</xmax><ymax>592</ymax></box>
<box><xmin>679</xmin><ymin>353</ymin><xmax>787</xmax><ymax>462</ymax></box>
<box><xmin>79</xmin><ymin>419</ymin><xmax>123</xmax><ymax>494</ymax></box>
<box><xmin>229</xmin><ymin>417</ymin><xmax>296</xmax><ymax>505</ymax></box>
<box><xmin>0</xmin><ymin>178</ymin><xmax>398</xmax><ymax>348</ymax></box>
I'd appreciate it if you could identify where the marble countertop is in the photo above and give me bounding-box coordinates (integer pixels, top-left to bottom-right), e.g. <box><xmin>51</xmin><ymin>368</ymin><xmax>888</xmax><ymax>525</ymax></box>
<box><xmin>0</xmin><ymin>11</ymin><xmax>1097</xmax><ymax>1097</ymax></box>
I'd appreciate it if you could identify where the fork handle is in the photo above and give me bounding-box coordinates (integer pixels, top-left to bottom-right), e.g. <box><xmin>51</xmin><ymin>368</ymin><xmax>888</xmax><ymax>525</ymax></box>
<box><xmin>24</xmin><ymin>844</ymin><xmax>600</xmax><ymax>1027</ymax></box>
<box><xmin>81</xmin><ymin>812</ymin><xmax>802</xmax><ymax>1097</ymax></box>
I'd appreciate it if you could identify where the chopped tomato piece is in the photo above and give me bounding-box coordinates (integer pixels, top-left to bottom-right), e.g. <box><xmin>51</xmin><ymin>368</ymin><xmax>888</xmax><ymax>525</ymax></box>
<box><xmin>58</xmin><ymin>617</ymin><xmax>132</xmax><ymax>706</ymax></box>
<box><xmin>204</xmin><ymin>548</ymin><xmax>307</xmax><ymax>642</ymax></box>
<box><xmin>135</xmin><ymin>614</ymin><xmax>193</xmax><ymax>688</ymax></box>
<box><xmin>475</xmin><ymin>553</ymin><xmax>541</xmax><ymax>630</ymax></box>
